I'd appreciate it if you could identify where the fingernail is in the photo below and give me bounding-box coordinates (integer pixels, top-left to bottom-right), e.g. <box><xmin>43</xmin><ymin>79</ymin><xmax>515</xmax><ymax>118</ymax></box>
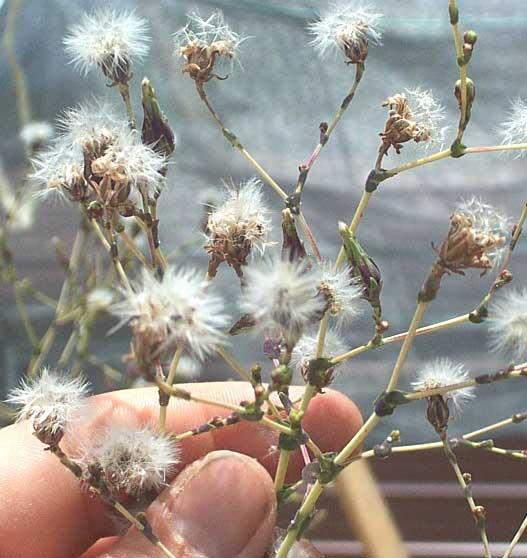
<box><xmin>167</xmin><ymin>450</ymin><xmax>276</xmax><ymax>558</ymax></box>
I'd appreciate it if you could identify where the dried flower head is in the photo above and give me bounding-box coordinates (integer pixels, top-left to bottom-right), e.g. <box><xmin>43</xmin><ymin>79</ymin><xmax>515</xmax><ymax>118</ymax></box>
<box><xmin>64</xmin><ymin>9</ymin><xmax>150</xmax><ymax>83</ymax></box>
<box><xmin>308</xmin><ymin>3</ymin><xmax>382</xmax><ymax>64</ymax></box>
<box><xmin>499</xmin><ymin>98</ymin><xmax>527</xmax><ymax>154</ymax></box>
<box><xmin>421</xmin><ymin>198</ymin><xmax>509</xmax><ymax>302</ymax></box>
<box><xmin>291</xmin><ymin>329</ymin><xmax>347</xmax><ymax>376</ymax></box>
<box><xmin>381</xmin><ymin>88</ymin><xmax>447</xmax><ymax>154</ymax></box>
<box><xmin>6</xmin><ymin>368</ymin><xmax>90</xmax><ymax>446</ymax></box>
<box><xmin>19</xmin><ymin>121</ymin><xmax>54</xmax><ymax>152</ymax></box>
<box><xmin>487</xmin><ymin>289</ymin><xmax>527</xmax><ymax>361</ymax></box>
<box><xmin>316</xmin><ymin>262</ymin><xmax>363</xmax><ymax>323</ymax></box>
<box><xmin>205</xmin><ymin>178</ymin><xmax>271</xmax><ymax>279</ymax></box>
<box><xmin>174</xmin><ymin>10</ymin><xmax>244</xmax><ymax>84</ymax></box>
<box><xmin>80</xmin><ymin>425</ymin><xmax>179</xmax><ymax>496</ymax></box>
<box><xmin>90</xmin><ymin>130</ymin><xmax>166</xmax><ymax>201</ymax></box>
<box><xmin>111</xmin><ymin>266</ymin><xmax>229</xmax><ymax>364</ymax></box>
<box><xmin>240</xmin><ymin>258</ymin><xmax>325</xmax><ymax>347</ymax></box>
<box><xmin>412</xmin><ymin>358</ymin><xmax>476</xmax><ymax>414</ymax></box>
<box><xmin>439</xmin><ymin>198</ymin><xmax>508</xmax><ymax>273</ymax></box>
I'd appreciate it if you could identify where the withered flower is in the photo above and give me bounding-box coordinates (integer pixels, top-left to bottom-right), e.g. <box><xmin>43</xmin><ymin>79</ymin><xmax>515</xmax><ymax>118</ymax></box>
<box><xmin>421</xmin><ymin>198</ymin><xmax>508</xmax><ymax>301</ymax></box>
<box><xmin>380</xmin><ymin>88</ymin><xmax>447</xmax><ymax>154</ymax></box>
<box><xmin>173</xmin><ymin>11</ymin><xmax>244</xmax><ymax>85</ymax></box>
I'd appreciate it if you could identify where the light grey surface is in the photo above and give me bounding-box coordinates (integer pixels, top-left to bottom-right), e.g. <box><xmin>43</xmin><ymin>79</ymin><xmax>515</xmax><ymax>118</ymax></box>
<box><xmin>1</xmin><ymin>1</ymin><xmax>527</xmax><ymax>441</ymax></box>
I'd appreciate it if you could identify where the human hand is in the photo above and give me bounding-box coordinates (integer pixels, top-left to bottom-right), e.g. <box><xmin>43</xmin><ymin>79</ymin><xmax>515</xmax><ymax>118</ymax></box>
<box><xmin>0</xmin><ymin>382</ymin><xmax>362</xmax><ymax>558</ymax></box>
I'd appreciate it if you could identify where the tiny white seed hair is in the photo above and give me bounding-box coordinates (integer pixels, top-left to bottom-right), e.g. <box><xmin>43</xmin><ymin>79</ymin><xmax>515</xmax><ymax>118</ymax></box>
<box><xmin>412</xmin><ymin>358</ymin><xmax>475</xmax><ymax>413</ymax></box>
<box><xmin>487</xmin><ymin>288</ymin><xmax>527</xmax><ymax>361</ymax></box>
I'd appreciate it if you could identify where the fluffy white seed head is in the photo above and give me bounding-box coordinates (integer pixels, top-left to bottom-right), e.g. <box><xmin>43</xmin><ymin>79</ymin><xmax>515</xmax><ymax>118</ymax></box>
<box><xmin>64</xmin><ymin>9</ymin><xmax>150</xmax><ymax>80</ymax></box>
<box><xmin>317</xmin><ymin>262</ymin><xmax>363</xmax><ymax>324</ymax></box>
<box><xmin>500</xmin><ymin>98</ymin><xmax>527</xmax><ymax>154</ymax></box>
<box><xmin>291</xmin><ymin>329</ymin><xmax>347</xmax><ymax>374</ymax></box>
<box><xmin>81</xmin><ymin>425</ymin><xmax>180</xmax><ymax>496</ymax></box>
<box><xmin>19</xmin><ymin>121</ymin><xmax>54</xmax><ymax>150</ymax></box>
<box><xmin>412</xmin><ymin>358</ymin><xmax>475</xmax><ymax>412</ymax></box>
<box><xmin>404</xmin><ymin>88</ymin><xmax>448</xmax><ymax>149</ymax></box>
<box><xmin>455</xmin><ymin>196</ymin><xmax>509</xmax><ymax>266</ymax></box>
<box><xmin>240</xmin><ymin>258</ymin><xmax>325</xmax><ymax>346</ymax></box>
<box><xmin>207</xmin><ymin>178</ymin><xmax>271</xmax><ymax>254</ymax></box>
<box><xmin>111</xmin><ymin>266</ymin><xmax>229</xmax><ymax>360</ymax></box>
<box><xmin>6</xmin><ymin>368</ymin><xmax>90</xmax><ymax>442</ymax></box>
<box><xmin>30</xmin><ymin>147</ymin><xmax>85</xmax><ymax>200</ymax></box>
<box><xmin>56</xmin><ymin>99</ymin><xmax>128</xmax><ymax>154</ymax></box>
<box><xmin>174</xmin><ymin>10</ymin><xmax>244</xmax><ymax>63</ymax></box>
<box><xmin>456</xmin><ymin>197</ymin><xmax>509</xmax><ymax>239</ymax></box>
<box><xmin>487</xmin><ymin>289</ymin><xmax>527</xmax><ymax>360</ymax></box>
<box><xmin>308</xmin><ymin>3</ymin><xmax>382</xmax><ymax>60</ymax></box>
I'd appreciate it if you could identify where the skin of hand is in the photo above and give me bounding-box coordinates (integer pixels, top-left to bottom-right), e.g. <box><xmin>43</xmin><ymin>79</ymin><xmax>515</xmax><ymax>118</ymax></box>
<box><xmin>0</xmin><ymin>382</ymin><xmax>362</xmax><ymax>558</ymax></box>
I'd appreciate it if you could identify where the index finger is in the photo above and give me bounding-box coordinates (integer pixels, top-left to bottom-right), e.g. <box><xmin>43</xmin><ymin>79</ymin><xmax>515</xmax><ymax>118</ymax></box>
<box><xmin>0</xmin><ymin>382</ymin><xmax>362</xmax><ymax>558</ymax></box>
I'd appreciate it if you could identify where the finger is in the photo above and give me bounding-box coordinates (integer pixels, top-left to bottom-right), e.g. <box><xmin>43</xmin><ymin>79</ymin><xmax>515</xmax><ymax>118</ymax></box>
<box><xmin>0</xmin><ymin>383</ymin><xmax>361</xmax><ymax>558</ymax></box>
<box><xmin>95</xmin><ymin>451</ymin><xmax>276</xmax><ymax>558</ymax></box>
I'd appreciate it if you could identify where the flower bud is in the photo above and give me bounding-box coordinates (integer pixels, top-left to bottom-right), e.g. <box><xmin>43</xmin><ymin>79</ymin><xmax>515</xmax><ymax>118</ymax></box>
<box><xmin>454</xmin><ymin>78</ymin><xmax>476</xmax><ymax>113</ymax></box>
<box><xmin>339</xmin><ymin>222</ymin><xmax>382</xmax><ymax>312</ymax></box>
<box><xmin>281</xmin><ymin>208</ymin><xmax>307</xmax><ymax>263</ymax></box>
<box><xmin>141</xmin><ymin>78</ymin><xmax>175</xmax><ymax>159</ymax></box>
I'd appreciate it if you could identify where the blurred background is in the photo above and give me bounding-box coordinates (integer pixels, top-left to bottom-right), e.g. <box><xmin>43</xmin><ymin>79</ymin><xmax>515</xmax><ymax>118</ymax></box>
<box><xmin>1</xmin><ymin>1</ymin><xmax>527</xmax><ymax>556</ymax></box>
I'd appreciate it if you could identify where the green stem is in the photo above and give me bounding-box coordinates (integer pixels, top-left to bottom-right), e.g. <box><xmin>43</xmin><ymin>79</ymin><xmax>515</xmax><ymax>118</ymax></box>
<box><xmin>441</xmin><ymin>436</ymin><xmax>491</xmax><ymax>558</ymax></box>
<box><xmin>295</xmin><ymin>63</ymin><xmax>364</xmax><ymax>195</ymax></box>
<box><xmin>159</xmin><ymin>345</ymin><xmax>184</xmax><ymax>431</ymax></box>
<box><xmin>274</xmin><ymin>449</ymin><xmax>292</xmax><ymax>492</ymax></box>
<box><xmin>386</xmin><ymin>301</ymin><xmax>428</xmax><ymax>392</ymax></box>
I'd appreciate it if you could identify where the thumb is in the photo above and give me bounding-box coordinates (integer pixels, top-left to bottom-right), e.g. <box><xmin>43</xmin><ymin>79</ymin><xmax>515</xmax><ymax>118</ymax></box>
<box><xmin>97</xmin><ymin>450</ymin><xmax>277</xmax><ymax>558</ymax></box>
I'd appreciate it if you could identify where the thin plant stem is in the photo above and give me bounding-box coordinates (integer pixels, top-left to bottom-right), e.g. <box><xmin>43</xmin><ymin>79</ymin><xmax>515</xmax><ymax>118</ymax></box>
<box><xmin>196</xmin><ymin>83</ymin><xmax>286</xmax><ymax>199</ymax></box>
<box><xmin>464</xmin><ymin>144</ymin><xmax>527</xmax><ymax>154</ymax></box>
<box><xmin>295</xmin><ymin>63</ymin><xmax>364</xmax><ymax>195</ymax></box>
<box><xmin>332</xmin><ymin>312</ymin><xmax>471</xmax><ymax>365</ymax></box>
<box><xmin>383</xmin><ymin>144</ymin><xmax>527</xmax><ymax>181</ymax></box>
<box><xmin>118</xmin><ymin>229</ymin><xmax>152</xmax><ymax>269</ymax></box>
<box><xmin>501</xmin><ymin>202</ymin><xmax>527</xmax><ymax>270</ymax></box>
<box><xmin>385</xmin><ymin>148</ymin><xmax>452</xmax><ymax>177</ymax></box>
<box><xmin>3</xmin><ymin>0</ymin><xmax>31</xmax><ymax>130</ymax></box>
<box><xmin>57</xmin><ymin>330</ymin><xmax>78</xmax><ymax>368</ymax></box>
<box><xmin>159</xmin><ymin>345</ymin><xmax>185</xmax><ymax>431</ymax></box>
<box><xmin>405</xmin><ymin>364</ymin><xmax>527</xmax><ymax>403</ymax></box>
<box><xmin>91</xmin><ymin>220</ymin><xmax>132</xmax><ymax>292</ymax></box>
<box><xmin>13</xmin><ymin>283</ymin><xmax>38</xmax><ymax>348</ymax></box>
<box><xmin>503</xmin><ymin>514</ymin><xmax>527</xmax><ymax>558</ymax></box>
<box><xmin>86</xmin><ymin>354</ymin><xmax>123</xmax><ymax>382</ymax></box>
<box><xmin>274</xmin><ymin>449</ymin><xmax>292</xmax><ymax>492</ymax></box>
<box><xmin>194</xmin><ymin>82</ymin><xmax>322</xmax><ymax>259</ymax></box>
<box><xmin>215</xmin><ymin>346</ymin><xmax>252</xmax><ymax>382</ymax></box>
<box><xmin>275</xmin><ymin>481</ymin><xmax>325</xmax><ymax>558</ymax></box>
<box><xmin>441</xmin><ymin>436</ymin><xmax>491</xmax><ymax>558</ymax></box>
<box><xmin>27</xmin><ymin>225</ymin><xmax>87</xmax><ymax>376</ymax></box>
<box><xmin>154</xmin><ymin>377</ymin><xmax>296</xmax><ymax>437</ymax></box>
<box><xmin>117</xmin><ymin>82</ymin><xmax>136</xmax><ymax>130</ymax></box>
<box><xmin>449</xmin><ymin>0</ymin><xmax>468</xmax><ymax>140</ymax></box>
<box><xmin>386</xmin><ymin>301</ymin><xmax>428</xmax><ymax>392</ymax></box>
